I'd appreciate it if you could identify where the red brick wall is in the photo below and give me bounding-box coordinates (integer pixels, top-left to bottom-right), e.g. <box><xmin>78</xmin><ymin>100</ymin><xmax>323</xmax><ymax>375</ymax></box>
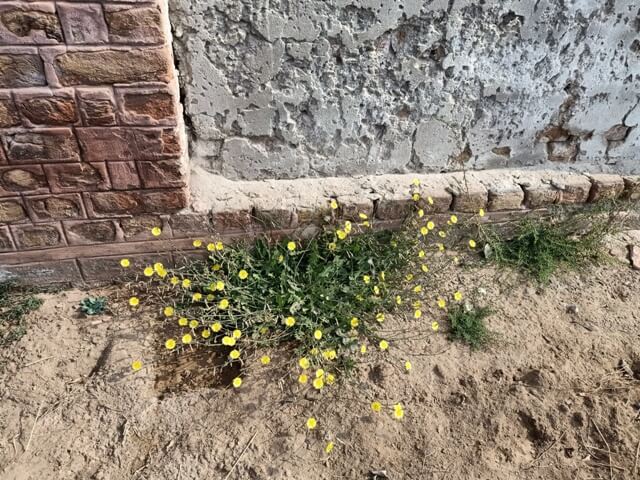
<box><xmin>0</xmin><ymin>0</ymin><xmax>188</xmax><ymax>256</ymax></box>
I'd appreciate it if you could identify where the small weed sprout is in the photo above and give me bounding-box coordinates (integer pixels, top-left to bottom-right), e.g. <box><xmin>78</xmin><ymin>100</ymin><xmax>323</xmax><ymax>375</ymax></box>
<box><xmin>447</xmin><ymin>304</ymin><xmax>492</xmax><ymax>350</ymax></box>
<box><xmin>0</xmin><ymin>282</ymin><xmax>43</xmax><ymax>347</ymax></box>
<box><xmin>80</xmin><ymin>296</ymin><xmax>108</xmax><ymax>316</ymax></box>
<box><xmin>125</xmin><ymin>180</ymin><xmax>484</xmax><ymax>452</ymax></box>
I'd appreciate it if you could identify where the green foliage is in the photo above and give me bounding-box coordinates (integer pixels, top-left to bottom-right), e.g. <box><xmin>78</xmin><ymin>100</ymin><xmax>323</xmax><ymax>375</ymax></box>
<box><xmin>481</xmin><ymin>202</ymin><xmax>627</xmax><ymax>282</ymax></box>
<box><xmin>80</xmin><ymin>296</ymin><xmax>108</xmax><ymax>315</ymax></box>
<box><xmin>0</xmin><ymin>282</ymin><xmax>43</xmax><ymax>347</ymax></box>
<box><xmin>447</xmin><ymin>304</ymin><xmax>492</xmax><ymax>350</ymax></box>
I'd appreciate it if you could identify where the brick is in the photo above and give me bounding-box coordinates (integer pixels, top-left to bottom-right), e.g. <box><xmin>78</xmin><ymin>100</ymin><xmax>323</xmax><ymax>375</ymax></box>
<box><xmin>12</xmin><ymin>223</ymin><xmax>65</xmax><ymax>250</ymax></box>
<box><xmin>169</xmin><ymin>214</ymin><xmax>213</xmax><ymax>238</ymax></box>
<box><xmin>25</xmin><ymin>193</ymin><xmax>84</xmax><ymax>221</ymax></box>
<box><xmin>0</xmin><ymin>165</ymin><xmax>48</xmax><ymax>197</ymax></box>
<box><xmin>0</xmin><ymin>94</ymin><xmax>20</xmax><ymax>128</ymax></box>
<box><xmin>14</xmin><ymin>90</ymin><xmax>78</xmax><ymax>126</ymax></box>
<box><xmin>138</xmin><ymin>160</ymin><xmax>185</xmax><ymax>188</ymax></box>
<box><xmin>211</xmin><ymin>208</ymin><xmax>253</xmax><ymax>232</ymax></box>
<box><xmin>43</xmin><ymin>162</ymin><xmax>110</xmax><ymax>193</ymax></box>
<box><xmin>76</xmin><ymin>88</ymin><xmax>117</xmax><ymax>126</ymax></box>
<box><xmin>1</xmin><ymin>259</ymin><xmax>81</xmax><ymax>285</ymax></box>
<box><xmin>120</xmin><ymin>214</ymin><xmax>165</xmax><ymax>240</ymax></box>
<box><xmin>64</xmin><ymin>219</ymin><xmax>119</xmax><ymax>245</ymax></box>
<box><xmin>116</xmin><ymin>88</ymin><xmax>177</xmax><ymax>125</ymax></box>
<box><xmin>76</xmin><ymin>127</ymin><xmax>181</xmax><ymax>162</ymax></box>
<box><xmin>0</xmin><ymin>198</ymin><xmax>27</xmax><ymax>224</ymax></box>
<box><xmin>79</xmin><ymin>253</ymin><xmax>172</xmax><ymax>284</ymax></box>
<box><xmin>0</xmin><ymin>3</ymin><xmax>62</xmax><ymax>44</ymax></box>
<box><xmin>587</xmin><ymin>174</ymin><xmax>625</xmax><ymax>202</ymax></box>
<box><xmin>107</xmin><ymin>161</ymin><xmax>141</xmax><ymax>190</ymax></box>
<box><xmin>104</xmin><ymin>5</ymin><xmax>164</xmax><ymax>44</ymax></box>
<box><xmin>622</xmin><ymin>176</ymin><xmax>640</xmax><ymax>201</ymax></box>
<box><xmin>53</xmin><ymin>47</ymin><xmax>172</xmax><ymax>86</ymax></box>
<box><xmin>0</xmin><ymin>226</ymin><xmax>15</xmax><ymax>252</ymax></box>
<box><xmin>447</xmin><ymin>175</ymin><xmax>488</xmax><ymax>213</ymax></box>
<box><xmin>473</xmin><ymin>173</ymin><xmax>525</xmax><ymax>211</ymax></box>
<box><xmin>551</xmin><ymin>175</ymin><xmax>591</xmax><ymax>204</ymax></box>
<box><xmin>2</xmin><ymin>128</ymin><xmax>80</xmax><ymax>164</ymax></box>
<box><xmin>85</xmin><ymin>189</ymin><xmax>188</xmax><ymax>217</ymax></box>
<box><xmin>0</xmin><ymin>53</ymin><xmax>46</xmax><ymax>88</ymax></box>
<box><xmin>519</xmin><ymin>181</ymin><xmax>560</xmax><ymax>208</ymax></box>
<box><xmin>253</xmin><ymin>201</ymin><xmax>298</xmax><ymax>230</ymax></box>
<box><xmin>57</xmin><ymin>2</ymin><xmax>108</xmax><ymax>44</ymax></box>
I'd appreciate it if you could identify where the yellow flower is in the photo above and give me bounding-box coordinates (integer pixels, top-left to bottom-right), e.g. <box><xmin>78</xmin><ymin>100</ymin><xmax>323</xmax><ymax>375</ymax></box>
<box><xmin>313</xmin><ymin>330</ymin><xmax>322</xmax><ymax>340</ymax></box>
<box><xmin>232</xmin><ymin>377</ymin><xmax>242</xmax><ymax>388</ymax></box>
<box><xmin>157</xmin><ymin>269</ymin><xmax>167</xmax><ymax>279</ymax></box>
<box><xmin>454</xmin><ymin>291</ymin><xmax>463</xmax><ymax>302</ymax></box>
<box><xmin>218</xmin><ymin>298</ymin><xmax>229</xmax><ymax>310</ymax></box>
<box><xmin>212</xmin><ymin>322</ymin><xmax>222</xmax><ymax>332</ymax></box>
<box><xmin>414</xmin><ymin>309</ymin><xmax>422</xmax><ymax>319</ymax></box>
<box><xmin>421</xmin><ymin>264</ymin><xmax>429</xmax><ymax>273</ymax></box>
<box><xmin>431</xmin><ymin>321</ymin><xmax>440</xmax><ymax>332</ymax></box>
<box><xmin>312</xmin><ymin>377</ymin><xmax>324</xmax><ymax>390</ymax></box>
<box><xmin>170</xmin><ymin>276</ymin><xmax>179</xmax><ymax>286</ymax></box>
<box><xmin>413</xmin><ymin>285</ymin><xmax>422</xmax><ymax>293</ymax></box>
<box><xmin>201</xmin><ymin>329</ymin><xmax>211</xmax><ymax>339</ymax></box>
<box><xmin>192</xmin><ymin>293</ymin><xmax>202</xmax><ymax>302</ymax></box>
<box><xmin>418</xmin><ymin>209</ymin><xmax>424</xmax><ymax>218</ymax></box>
<box><xmin>299</xmin><ymin>357</ymin><xmax>310</xmax><ymax>369</ymax></box>
<box><xmin>285</xmin><ymin>316</ymin><xmax>296</xmax><ymax>327</ymax></box>
<box><xmin>129</xmin><ymin>296</ymin><xmax>139</xmax><ymax>307</ymax></box>
<box><xmin>412</xmin><ymin>193</ymin><xmax>420</xmax><ymax>202</ymax></box>
<box><xmin>395</xmin><ymin>295</ymin><xmax>402</xmax><ymax>305</ymax></box>
<box><xmin>151</xmin><ymin>226</ymin><xmax>162</xmax><ymax>236</ymax></box>
<box><xmin>212</xmin><ymin>263</ymin><xmax>222</xmax><ymax>271</ymax></box>
<box><xmin>427</xmin><ymin>196</ymin><xmax>434</xmax><ymax>205</ymax></box>
<box><xmin>326</xmin><ymin>373</ymin><xmax>335</xmax><ymax>385</ymax></box>
<box><xmin>322</xmin><ymin>350</ymin><xmax>337</xmax><ymax>360</ymax></box>
<box><xmin>371</xmin><ymin>401</ymin><xmax>382</xmax><ymax>412</ymax></box>
<box><xmin>412</xmin><ymin>178</ymin><xmax>421</xmax><ymax>186</ymax></box>
<box><xmin>315</xmin><ymin>368</ymin><xmax>325</xmax><ymax>378</ymax></box>
<box><xmin>450</xmin><ymin>214</ymin><xmax>458</xmax><ymax>224</ymax></box>
<box><xmin>360</xmin><ymin>344</ymin><xmax>367</xmax><ymax>354</ymax></box>
<box><xmin>238</xmin><ymin>269</ymin><xmax>248</xmax><ymax>280</ymax></box>
<box><xmin>427</xmin><ymin>221</ymin><xmax>435</xmax><ymax>230</ymax></box>
<box><xmin>278</xmin><ymin>254</ymin><xmax>284</xmax><ymax>263</ymax></box>
<box><xmin>393</xmin><ymin>403</ymin><xmax>404</xmax><ymax>419</ymax></box>
<box><xmin>306</xmin><ymin>417</ymin><xmax>317</xmax><ymax>429</ymax></box>
<box><xmin>437</xmin><ymin>298</ymin><xmax>446</xmax><ymax>309</ymax></box>
<box><xmin>260</xmin><ymin>355</ymin><xmax>271</xmax><ymax>365</ymax></box>
<box><xmin>120</xmin><ymin>258</ymin><xmax>130</xmax><ymax>268</ymax></box>
<box><xmin>325</xmin><ymin>441</ymin><xmax>335</xmax><ymax>454</ymax></box>
<box><xmin>207</xmin><ymin>242</ymin><xmax>215</xmax><ymax>251</ymax></box>
<box><xmin>336</xmin><ymin>229</ymin><xmax>347</xmax><ymax>240</ymax></box>
<box><xmin>189</xmin><ymin>319</ymin><xmax>199</xmax><ymax>329</ymax></box>
<box><xmin>152</xmin><ymin>262</ymin><xmax>163</xmax><ymax>272</ymax></box>
<box><xmin>469</xmin><ymin>239</ymin><xmax>477</xmax><ymax>248</ymax></box>
<box><xmin>182</xmin><ymin>333</ymin><xmax>192</xmax><ymax>344</ymax></box>
<box><xmin>376</xmin><ymin>313</ymin><xmax>385</xmax><ymax>323</ymax></box>
<box><xmin>165</xmin><ymin>339</ymin><xmax>176</xmax><ymax>350</ymax></box>
<box><xmin>479</xmin><ymin>208</ymin><xmax>485</xmax><ymax>217</ymax></box>
<box><xmin>232</xmin><ymin>329</ymin><xmax>242</xmax><ymax>339</ymax></box>
<box><xmin>344</xmin><ymin>221</ymin><xmax>352</xmax><ymax>234</ymax></box>
<box><xmin>358</xmin><ymin>212</ymin><xmax>368</xmax><ymax>220</ymax></box>
<box><xmin>310</xmin><ymin>347</ymin><xmax>319</xmax><ymax>356</ymax></box>
<box><xmin>363</xmin><ymin>275</ymin><xmax>371</xmax><ymax>284</ymax></box>
<box><xmin>438</xmin><ymin>230</ymin><xmax>447</xmax><ymax>238</ymax></box>
<box><xmin>222</xmin><ymin>336</ymin><xmax>236</xmax><ymax>346</ymax></box>
<box><xmin>287</xmin><ymin>241</ymin><xmax>296</xmax><ymax>251</ymax></box>
<box><xmin>328</xmin><ymin>242</ymin><xmax>337</xmax><ymax>251</ymax></box>
<box><xmin>418</xmin><ymin>250</ymin><xmax>425</xmax><ymax>258</ymax></box>
<box><xmin>404</xmin><ymin>361</ymin><xmax>412</xmax><ymax>372</ymax></box>
<box><xmin>143</xmin><ymin>266</ymin><xmax>154</xmax><ymax>277</ymax></box>
<box><xmin>163</xmin><ymin>306</ymin><xmax>174</xmax><ymax>317</ymax></box>
<box><xmin>206</xmin><ymin>294</ymin><xmax>214</xmax><ymax>301</ymax></box>
<box><xmin>412</xmin><ymin>300</ymin><xmax>422</xmax><ymax>308</ymax></box>
<box><xmin>406</xmin><ymin>273</ymin><xmax>414</xmax><ymax>281</ymax></box>
<box><xmin>192</xmin><ymin>239</ymin><xmax>202</xmax><ymax>248</ymax></box>
<box><xmin>178</xmin><ymin>317</ymin><xmax>188</xmax><ymax>326</ymax></box>
<box><xmin>298</xmin><ymin>373</ymin><xmax>308</xmax><ymax>384</ymax></box>
<box><xmin>420</xmin><ymin>226</ymin><xmax>428</xmax><ymax>236</ymax></box>
<box><xmin>350</xmin><ymin>317</ymin><xmax>359</xmax><ymax>328</ymax></box>
<box><xmin>379</xmin><ymin>271</ymin><xmax>386</xmax><ymax>281</ymax></box>
<box><xmin>131</xmin><ymin>360</ymin><xmax>142</xmax><ymax>371</ymax></box>
<box><xmin>182</xmin><ymin>278</ymin><xmax>191</xmax><ymax>288</ymax></box>
<box><xmin>362</xmin><ymin>220</ymin><xmax>370</xmax><ymax>227</ymax></box>
<box><xmin>215</xmin><ymin>280</ymin><xmax>225</xmax><ymax>291</ymax></box>
<box><xmin>330</xmin><ymin>199</ymin><xmax>338</xmax><ymax>210</ymax></box>
<box><xmin>229</xmin><ymin>349</ymin><xmax>240</xmax><ymax>360</ymax></box>
<box><xmin>373</xmin><ymin>285</ymin><xmax>380</xmax><ymax>295</ymax></box>
<box><xmin>379</xmin><ymin>339</ymin><xmax>389</xmax><ymax>351</ymax></box>
<box><xmin>215</xmin><ymin>241</ymin><xmax>224</xmax><ymax>251</ymax></box>
<box><xmin>437</xmin><ymin>243</ymin><xmax>445</xmax><ymax>252</ymax></box>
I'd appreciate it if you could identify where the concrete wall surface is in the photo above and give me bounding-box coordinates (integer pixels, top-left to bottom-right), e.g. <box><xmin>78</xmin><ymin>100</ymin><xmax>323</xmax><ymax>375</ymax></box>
<box><xmin>171</xmin><ymin>0</ymin><xmax>640</xmax><ymax>181</ymax></box>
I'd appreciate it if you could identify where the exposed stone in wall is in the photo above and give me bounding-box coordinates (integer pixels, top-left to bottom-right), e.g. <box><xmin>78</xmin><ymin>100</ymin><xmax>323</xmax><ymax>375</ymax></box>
<box><xmin>170</xmin><ymin>0</ymin><xmax>640</xmax><ymax>180</ymax></box>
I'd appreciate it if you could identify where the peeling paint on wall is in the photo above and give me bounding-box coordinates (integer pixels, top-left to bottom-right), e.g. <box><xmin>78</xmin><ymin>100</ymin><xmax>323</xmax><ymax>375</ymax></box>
<box><xmin>170</xmin><ymin>0</ymin><xmax>640</xmax><ymax>180</ymax></box>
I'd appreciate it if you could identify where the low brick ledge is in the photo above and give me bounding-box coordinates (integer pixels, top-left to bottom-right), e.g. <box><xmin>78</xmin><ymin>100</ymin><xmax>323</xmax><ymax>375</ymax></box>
<box><xmin>1</xmin><ymin>169</ymin><xmax>639</xmax><ymax>285</ymax></box>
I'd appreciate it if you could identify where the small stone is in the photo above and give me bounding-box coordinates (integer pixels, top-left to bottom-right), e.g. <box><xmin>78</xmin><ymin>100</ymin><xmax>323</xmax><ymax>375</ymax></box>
<box><xmin>566</xmin><ymin>304</ymin><xmax>578</xmax><ymax>315</ymax></box>
<box><xmin>629</xmin><ymin>245</ymin><xmax>640</xmax><ymax>271</ymax></box>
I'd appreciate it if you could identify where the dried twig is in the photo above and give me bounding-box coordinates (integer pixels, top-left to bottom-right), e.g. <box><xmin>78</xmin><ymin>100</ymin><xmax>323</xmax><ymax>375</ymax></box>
<box><xmin>22</xmin><ymin>356</ymin><xmax>55</xmax><ymax>368</ymax></box>
<box><xmin>633</xmin><ymin>440</ymin><xmax>639</xmax><ymax>476</ymax></box>
<box><xmin>224</xmin><ymin>431</ymin><xmax>257</xmax><ymax>480</ymax></box>
<box><xmin>22</xmin><ymin>401</ymin><xmax>44</xmax><ymax>455</ymax></box>
<box><xmin>522</xmin><ymin>432</ymin><xmax>565</xmax><ymax>470</ymax></box>
<box><xmin>591</xmin><ymin>419</ymin><xmax>613</xmax><ymax>480</ymax></box>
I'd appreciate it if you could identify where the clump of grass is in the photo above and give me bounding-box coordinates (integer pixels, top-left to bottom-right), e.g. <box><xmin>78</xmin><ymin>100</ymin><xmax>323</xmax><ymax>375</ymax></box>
<box><xmin>448</xmin><ymin>304</ymin><xmax>492</xmax><ymax>350</ymax></box>
<box><xmin>0</xmin><ymin>282</ymin><xmax>43</xmax><ymax>347</ymax></box>
<box><xmin>80</xmin><ymin>296</ymin><xmax>108</xmax><ymax>316</ymax></box>
<box><xmin>481</xmin><ymin>202</ymin><xmax>627</xmax><ymax>282</ymax></box>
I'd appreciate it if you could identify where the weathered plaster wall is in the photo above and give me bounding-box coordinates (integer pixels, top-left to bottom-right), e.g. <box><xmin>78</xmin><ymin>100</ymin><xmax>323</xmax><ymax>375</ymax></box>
<box><xmin>170</xmin><ymin>0</ymin><xmax>640</xmax><ymax>181</ymax></box>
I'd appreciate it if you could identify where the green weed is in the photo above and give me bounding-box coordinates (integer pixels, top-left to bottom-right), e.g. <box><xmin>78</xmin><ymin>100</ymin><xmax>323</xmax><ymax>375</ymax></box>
<box><xmin>447</xmin><ymin>304</ymin><xmax>492</xmax><ymax>350</ymax></box>
<box><xmin>0</xmin><ymin>282</ymin><xmax>43</xmax><ymax>347</ymax></box>
<box><xmin>80</xmin><ymin>296</ymin><xmax>108</xmax><ymax>316</ymax></box>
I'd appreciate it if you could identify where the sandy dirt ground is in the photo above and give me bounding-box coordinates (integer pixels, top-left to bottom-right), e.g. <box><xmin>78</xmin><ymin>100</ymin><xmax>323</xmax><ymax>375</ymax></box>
<box><xmin>1</xmin><ymin>260</ymin><xmax>640</xmax><ymax>480</ymax></box>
